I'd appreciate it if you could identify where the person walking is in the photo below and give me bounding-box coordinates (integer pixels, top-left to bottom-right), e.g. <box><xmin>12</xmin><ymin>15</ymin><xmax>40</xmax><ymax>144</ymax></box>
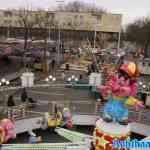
<box><xmin>51</xmin><ymin>59</ymin><xmax>55</xmax><ymax>71</ymax></box>
<box><xmin>21</xmin><ymin>88</ymin><xmax>28</xmax><ymax>103</ymax></box>
<box><xmin>7</xmin><ymin>95</ymin><xmax>15</xmax><ymax>107</ymax></box>
<box><xmin>61</xmin><ymin>71</ymin><xmax>66</xmax><ymax>81</ymax></box>
<box><xmin>7</xmin><ymin>95</ymin><xmax>15</xmax><ymax>120</ymax></box>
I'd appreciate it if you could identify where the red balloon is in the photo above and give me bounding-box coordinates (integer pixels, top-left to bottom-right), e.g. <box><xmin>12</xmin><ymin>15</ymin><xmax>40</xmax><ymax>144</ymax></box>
<box><xmin>66</xmin><ymin>120</ymin><xmax>73</xmax><ymax>128</ymax></box>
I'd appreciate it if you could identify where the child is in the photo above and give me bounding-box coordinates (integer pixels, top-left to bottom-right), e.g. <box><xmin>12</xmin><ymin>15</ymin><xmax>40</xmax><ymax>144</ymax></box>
<box><xmin>61</xmin><ymin>71</ymin><xmax>66</xmax><ymax>81</ymax></box>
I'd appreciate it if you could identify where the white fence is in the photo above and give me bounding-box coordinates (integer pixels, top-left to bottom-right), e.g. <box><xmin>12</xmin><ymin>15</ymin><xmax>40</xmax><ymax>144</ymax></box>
<box><xmin>2</xmin><ymin>143</ymin><xmax>89</xmax><ymax>150</ymax></box>
<box><xmin>5</xmin><ymin>101</ymin><xmax>150</xmax><ymax>126</ymax></box>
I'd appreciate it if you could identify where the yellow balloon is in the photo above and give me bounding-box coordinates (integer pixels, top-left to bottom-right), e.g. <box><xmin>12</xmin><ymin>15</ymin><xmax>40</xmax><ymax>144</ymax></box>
<box><xmin>125</xmin><ymin>97</ymin><xmax>137</xmax><ymax>106</ymax></box>
<box><xmin>48</xmin><ymin>118</ymin><xmax>56</xmax><ymax>127</ymax></box>
<box><xmin>128</xmin><ymin>62</ymin><xmax>136</xmax><ymax>74</ymax></box>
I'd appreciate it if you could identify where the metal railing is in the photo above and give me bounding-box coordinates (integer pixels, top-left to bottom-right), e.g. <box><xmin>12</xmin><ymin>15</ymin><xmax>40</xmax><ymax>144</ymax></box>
<box><xmin>50</xmin><ymin>100</ymin><xmax>96</xmax><ymax>115</ymax></box>
<box><xmin>6</xmin><ymin>103</ymin><xmax>43</xmax><ymax>120</ymax></box>
<box><xmin>7</xmin><ymin>104</ymin><xmax>26</xmax><ymax>120</ymax></box>
<box><xmin>129</xmin><ymin>109</ymin><xmax>150</xmax><ymax>125</ymax></box>
<box><xmin>2</xmin><ymin>143</ymin><xmax>89</xmax><ymax>150</ymax></box>
<box><xmin>4</xmin><ymin>101</ymin><xmax>150</xmax><ymax>126</ymax></box>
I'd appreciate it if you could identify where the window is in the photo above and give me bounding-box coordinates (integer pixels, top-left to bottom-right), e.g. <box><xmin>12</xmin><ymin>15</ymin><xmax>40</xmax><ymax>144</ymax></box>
<box><xmin>96</xmin><ymin>15</ymin><xmax>101</xmax><ymax>21</ymax></box>
<box><xmin>68</xmin><ymin>22</ymin><xmax>71</xmax><ymax>27</ymax></box>
<box><xmin>4</xmin><ymin>11</ymin><xmax>12</xmax><ymax>17</ymax></box>
<box><xmin>80</xmin><ymin>15</ymin><xmax>83</xmax><ymax>19</ymax></box>
<box><xmin>74</xmin><ymin>15</ymin><xmax>78</xmax><ymax>19</ymax></box>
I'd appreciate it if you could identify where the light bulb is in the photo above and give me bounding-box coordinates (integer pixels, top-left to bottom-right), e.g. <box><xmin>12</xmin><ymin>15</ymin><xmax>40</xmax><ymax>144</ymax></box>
<box><xmin>1</xmin><ymin>78</ymin><xmax>6</xmax><ymax>83</ymax></box>
<box><xmin>49</xmin><ymin>75</ymin><xmax>53</xmax><ymax>79</ymax></box>
<box><xmin>52</xmin><ymin>77</ymin><xmax>56</xmax><ymax>81</ymax></box>
<box><xmin>71</xmin><ymin>75</ymin><xmax>75</xmax><ymax>79</ymax></box>
<box><xmin>6</xmin><ymin>81</ymin><xmax>10</xmax><ymax>85</ymax></box>
<box><xmin>45</xmin><ymin>78</ymin><xmax>49</xmax><ymax>82</ymax></box>
<box><xmin>68</xmin><ymin>78</ymin><xmax>71</xmax><ymax>82</ymax></box>
<box><xmin>0</xmin><ymin>82</ymin><xmax>1</xmax><ymax>86</ymax></box>
<box><xmin>143</xmin><ymin>85</ymin><xmax>146</xmax><ymax>88</ymax></box>
<box><xmin>139</xmin><ymin>82</ymin><xmax>143</xmax><ymax>85</ymax></box>
<box><xmin>75</xmin><ymin>78</ymin><xmax>78</xmax><ymax>82</ymax></box>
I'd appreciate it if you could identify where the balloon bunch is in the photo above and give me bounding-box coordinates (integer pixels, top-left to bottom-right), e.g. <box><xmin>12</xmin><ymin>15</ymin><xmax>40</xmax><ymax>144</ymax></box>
<box><xmin>99</xmin><ymin>62</ymin><xmax>144</xmax><ymax>125</ymax></box>
<box><xmin>0</xmin><ymin>119</ymin><xmax>16</xmax><ymax>144</ymax></box>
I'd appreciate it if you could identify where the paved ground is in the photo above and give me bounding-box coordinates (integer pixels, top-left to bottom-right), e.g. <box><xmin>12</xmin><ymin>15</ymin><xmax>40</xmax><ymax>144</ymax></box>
<box><xmin>13</xmin><ymin>69</ymin><xmax>95</xmax><ymax>115</ymax></box>
<box><xmin>2</xmin><ymin>66</ymin><xmax>96</xmax><ymax>144</ymax></box>
<box><xmin>0</xmin><ymin>55</ymin><xmax>149</xmax><ymax>144</ymax></box>
<box><xmin>0</xmin><ymin>65</ymin><xmax>96</xmax><ymax>119</ymax></box>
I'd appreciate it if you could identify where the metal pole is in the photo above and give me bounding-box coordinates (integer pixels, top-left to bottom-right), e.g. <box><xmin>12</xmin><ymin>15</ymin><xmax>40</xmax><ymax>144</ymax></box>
<box><xmin>117</xmin><ymin>31</ymin><xmax>121</xmax><ymax>53</ymax></box>
<box><xmin>94</xmin><ymin>30</ymin><xmax>96</xmax><ymax>49</ymax></box>
<box><xmin>57</xmin><ymin>26</ymin><xmax>61</xmax><ymax>64</ymax></box>
<box><xmin>49</xmin><ymin>26</ymin><xmax>51</xmax><ymax>41</ymax></box>
<box><xmin>7</xmin><ymin>26</ymin><xmax>10</xmax><ymax>39</ymax></box>
<box><xmin>93</xmin><ymin>0</ymin><xmax>96</xmax><ymax>49</ymax></box>
<box><xmin>56</xmin><ymin>0</ymin><xmax>65</xmax><ymax>65</ymax></box>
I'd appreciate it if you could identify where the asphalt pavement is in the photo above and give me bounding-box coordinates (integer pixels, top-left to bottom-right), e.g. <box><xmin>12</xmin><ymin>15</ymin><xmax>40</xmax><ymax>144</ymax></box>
<box><xmin>0</xmin><ymin>62</ymin><xmax>96</xmax><ymax>119</ymax></box>
<box><xmin>12</xmin><ymin>69</ymin><xmax>95</xmax><ymax>115</ymax></box>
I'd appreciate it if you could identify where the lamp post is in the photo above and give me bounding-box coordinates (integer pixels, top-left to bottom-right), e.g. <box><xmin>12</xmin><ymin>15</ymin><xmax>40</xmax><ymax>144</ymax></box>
<box><xmin>6</xmin><ymin>19</ymin><xmax>11</xmax><ymax>39</ymax></box>
<box><xmin>56</xmin><ymin>0</ymin><xmax>65</xmax><ymax>65</ymax></box>
<box><xmin>94</xmin><ymin>29</ymin><xmax>97</xmax><ymax>49</ymax></box>
<box><xmin>117</xmin><ymin>31</ymin><xmax>121</xmax><ymax>54</ymax></box>
<box><xmin>58</xmin><ymin>25</ymin><xmax>61</xmax><ymax>65</ymax></box>
<box><xmin>49</xmin><ymin>25</ymin><xmax>51</xmax><ymax>41</ymax></box>
<box><xmin>93</xmin><ymin>0</ymin><xmax>98</xmax><ymax>50</ymax></box>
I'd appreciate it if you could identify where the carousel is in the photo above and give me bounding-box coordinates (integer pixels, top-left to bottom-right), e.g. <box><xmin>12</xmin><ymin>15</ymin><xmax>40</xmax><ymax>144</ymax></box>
<box><xmin>0</xmin><ymin>60</ymin><xmax>146</xmax><ymax>150</ymax></box>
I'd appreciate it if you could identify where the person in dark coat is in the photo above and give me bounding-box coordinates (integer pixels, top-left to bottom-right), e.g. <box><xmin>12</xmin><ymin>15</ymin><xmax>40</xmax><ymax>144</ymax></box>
<box><xmin>87</xmin><ymin>65</ymin><xmax>91</xmax><ymax>75</ymax></box>
<box><xmin>21</xmin><ymin>88</ymin><xmax>28</xmax><ymax>103</ymax></box>
<box><xmin>91</xmin><ymin>61</ymin><xmax>98</xmax><ymax>73</ymax></box>
<box><xmin>7</xmin><ymin>95</ymin><xmax>15</xmax><ymax>107</ymax></box>
<box><xmin>51</xmin><ymin>59</ymin><xmax>55</xmax><ymax>71</ymax></box>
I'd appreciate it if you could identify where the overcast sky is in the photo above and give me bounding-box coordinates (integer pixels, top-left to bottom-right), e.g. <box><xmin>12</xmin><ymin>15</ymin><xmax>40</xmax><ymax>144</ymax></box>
<box><xmin>0</xmin><ymin>0</ymin><xmax>150</xmax><ymax>25</ymax></box>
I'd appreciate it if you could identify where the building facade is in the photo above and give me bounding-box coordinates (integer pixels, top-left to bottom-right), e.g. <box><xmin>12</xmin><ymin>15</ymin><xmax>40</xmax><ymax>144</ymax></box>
<box><xmin>0</xmin><ymin>10</ymin><xmax>122</xmax><ymax>48</ymax></box>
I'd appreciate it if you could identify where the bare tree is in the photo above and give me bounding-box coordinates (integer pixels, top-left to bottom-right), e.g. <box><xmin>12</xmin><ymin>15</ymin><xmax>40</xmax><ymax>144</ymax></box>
<box><xmin>34</xmin><ymin>10</ymin><xmax>54</xmax><ymax>73</ymax></box>
<box><xmin>57</xmin><ymin>1</ymin><xmax>106</xmax><ymax>13</ymax></box>
<box><xmin>126</xmin><ymin>17</ymin><xmax>150</xmax><ymax>57</ymax></box>
<box><xmin>17</xmin><ymin>6</ymin><xmax>36</xmax><ymax>50</ymax></box>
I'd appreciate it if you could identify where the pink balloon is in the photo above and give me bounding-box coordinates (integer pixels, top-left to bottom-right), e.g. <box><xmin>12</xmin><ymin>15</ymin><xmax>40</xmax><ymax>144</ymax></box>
<box><xmin>0</xmin><ymin>119</ymin><xmax>16</xmax><ymax>142</ymax></box>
